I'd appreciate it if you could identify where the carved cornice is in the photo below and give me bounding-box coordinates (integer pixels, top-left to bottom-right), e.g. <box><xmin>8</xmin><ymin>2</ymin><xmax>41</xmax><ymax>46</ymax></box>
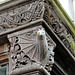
<box><xmin>0</xmin><ymin>0</ymin><xmax>74</xmax><ymax>56</ymax></box>
<box><xmin>0</xmin><ymin>0</ymin><xmax>44</xmax><ymax>33</ymax></box>
<box><xmin>0</xmin><ymin>0</ymin><xmax>74</xmax><ymax>75</ymax></box>
<box><xmin>0</xmin><ymin>0</ymin><xmax>74</xmax><ymax>57</ymax></box>
<box><xmin>8</xmin><ymin>26</ymin><xmax>56</xmax><ymax>75</ymax></box>
<box><xmin>10</xmin><ymin>63</ymin><xmax>50</xmax><ymax>75</ymax></box>
<box><xmin>43</xmin><ymin>1</ymin><xmax>75</xmax><ymax>56</ymax></box>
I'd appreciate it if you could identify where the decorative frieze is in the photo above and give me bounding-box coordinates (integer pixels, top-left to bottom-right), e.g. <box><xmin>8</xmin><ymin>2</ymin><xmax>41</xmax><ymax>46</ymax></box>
<box><xmin>0</xmin><ymin>0</ymin><xmax>74</xmax><ymax>56</ymax></box>
<box><xmin>0</xmin><ymin>0</ymin><xmax>74</xmax><ymax>75</ymax></box>
<box><xmin>0</xmin><ymin>0</ymin><xmax>44</xmax><ymax>32</ymax></box>
<box><xmin>8</xmin><ymin>26</ymin><xmax>56</xmax><ymax>75</ymax></box>
<box><xmin>44</xmin><ymin>2</ymin><xmax>75</xmax><ymax>56</ymax></box>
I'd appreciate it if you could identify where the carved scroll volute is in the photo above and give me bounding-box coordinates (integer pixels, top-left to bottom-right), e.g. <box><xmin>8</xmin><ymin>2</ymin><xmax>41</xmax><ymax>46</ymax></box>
<box><xmin>8</xmin><ymin>26</ymin><xmax>56</xmax><ymax>74</ymax></box>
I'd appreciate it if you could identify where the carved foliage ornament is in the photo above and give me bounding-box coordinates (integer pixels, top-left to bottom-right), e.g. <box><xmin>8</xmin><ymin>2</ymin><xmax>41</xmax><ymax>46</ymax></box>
<box><xmin>0</xmin><ymin>1</ymin><xmax>44</xmax><ymax>32</ymax></box>
<box><xmin>44</xmin><ymin>2</ymin><xmax>75</xmax><ymax>55</ymax></box>
<box><xmin>8</xmin><ymin>26</ymin><xmax>56</xmax><ymax>73</ymax></box>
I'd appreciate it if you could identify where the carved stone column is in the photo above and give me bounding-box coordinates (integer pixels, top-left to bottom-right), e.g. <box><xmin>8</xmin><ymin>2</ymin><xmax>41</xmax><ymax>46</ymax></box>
<box><xmin>8</xmin><ymin>26</ymin><xmax>56</xmax><ymax>75</ymax></box>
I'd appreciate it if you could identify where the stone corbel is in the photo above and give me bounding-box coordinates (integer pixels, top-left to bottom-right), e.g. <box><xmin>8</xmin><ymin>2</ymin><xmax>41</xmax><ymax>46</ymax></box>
<box><xmin>8</xmin><ymin>26</ymin><xmax>56</xmax><ymax>75</ymax></box>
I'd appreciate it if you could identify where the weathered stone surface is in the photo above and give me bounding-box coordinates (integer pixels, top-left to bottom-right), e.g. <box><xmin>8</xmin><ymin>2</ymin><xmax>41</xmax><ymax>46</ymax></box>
<box><xmin>0</xmin><ymin>0</ymin><xmax>74</xmax><ymax>75</ymax></box>
<box><xmin>0</xmin><ymin>0</ymin><xmax>44</xmax><ymax>33</ymax></box>
<box><xmin>43</xmin><ymin>1</ymin><xmax>75</xmax><ymax>56</ymax></box>
<box><xmin>0</xmin><ymin>0</ymin><xmax>74</xmax><ymax>56</ymax></box>
<box><xmin>10</xmin><ymin>63</ymin><xmax>50</xmax><ymax>75</ymax></box>
<box><xmin>8</xmin><ymin>26</ymin><xmax>56</xmax><ymax>75</ymax></box>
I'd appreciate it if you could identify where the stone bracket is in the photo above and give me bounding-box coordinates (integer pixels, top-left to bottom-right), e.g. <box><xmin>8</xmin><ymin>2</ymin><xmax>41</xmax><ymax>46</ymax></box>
<box><xmin>8</xmin><ymin>26</ymin><xmax>56</xmax><ymax>75</ymax></box>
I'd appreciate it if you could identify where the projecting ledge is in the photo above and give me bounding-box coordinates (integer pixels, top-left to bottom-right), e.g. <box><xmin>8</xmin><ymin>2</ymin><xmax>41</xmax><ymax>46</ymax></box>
<box><xmin>10</xmin><ymin>63</ymin><xmax>50</xmax><ymax>75</ymax></box>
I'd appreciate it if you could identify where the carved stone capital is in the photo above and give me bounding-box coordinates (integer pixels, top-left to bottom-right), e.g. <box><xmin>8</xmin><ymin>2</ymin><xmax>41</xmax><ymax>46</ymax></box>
<box><xmin>8</xmin><ymin>26</ymin><xmax>56</xmax><ymax>75</ymax></box>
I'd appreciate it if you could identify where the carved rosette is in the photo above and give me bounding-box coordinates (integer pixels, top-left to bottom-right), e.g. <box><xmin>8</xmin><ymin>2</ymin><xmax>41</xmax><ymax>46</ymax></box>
<box><xmin>8</xmin><ymin>26</ymin><xmax>56</xmax><ymax>74</ymax></box>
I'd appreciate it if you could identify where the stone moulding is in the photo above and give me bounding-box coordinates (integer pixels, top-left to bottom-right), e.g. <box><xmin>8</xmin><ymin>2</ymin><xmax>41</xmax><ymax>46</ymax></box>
<box><xmin>0</xmin><ymin>0</ymin><xmax>74</xmax><ymax>57</ymax></box>
<box><xmin>0</xmin><ymin>0</ymin><xmax>44</xmax><ymax>33</ymax></box>
<box><xmin>10</xmin><ymin>63</ymin><xmax>50</xmax><ymax>75</ymax></box>
<box><xmin>0</xmin><ymin>0</ymin><xmax>75</xmax><ymax>74</ymax></box>
<box><xmin>49</xmin><ymin>0</ymin><xmax>75</xmax><ymax>38</ymax></box>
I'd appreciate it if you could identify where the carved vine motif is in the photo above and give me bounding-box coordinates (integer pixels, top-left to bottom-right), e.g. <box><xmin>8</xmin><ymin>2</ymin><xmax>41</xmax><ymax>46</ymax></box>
<box><xmin>0</xmin><ymin>1</ymin><xmax>44</xmax><ymax>32</ymax></box>
<box><xmin>44</xmin><ymin>2</ymin><xmax>75</xmax><ymax>55</ymax></box>
<box><xmin>8</xmin><ymin>27</ymin><xmax>56</xmax><ymax>72</ymax></box>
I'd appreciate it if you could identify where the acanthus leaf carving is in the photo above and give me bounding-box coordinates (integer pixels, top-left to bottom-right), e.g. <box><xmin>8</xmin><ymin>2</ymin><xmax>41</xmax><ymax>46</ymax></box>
<box><xmin>44</xmin><ymin>2</ymin><xmax>75</xmax><ymax>56</ymax></box>
<box><xmin>0</xmin><ymin>1</ymin><xmax>44</xmax><ymax>32</ymax></box>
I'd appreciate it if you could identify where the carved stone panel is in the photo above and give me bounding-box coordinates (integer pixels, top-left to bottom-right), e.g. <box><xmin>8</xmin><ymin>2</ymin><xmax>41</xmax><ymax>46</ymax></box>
<box><xmin>8</xmin><ymin>26</ymin><xmax>56</xmax><ymax>75</ymax></box>
<box><xmin>0</xmin><ymin>0</ymin><xmax>44</xmax><ymax>33</ymax></box>
<box><xmin>0</xmin><ymin>0</ymin><xmax>74</xmax><ymax>56</ymax></box>
<box><xmin>44</xmin><ymin>1</ymin><xmax>75</xmax><ymax>56</ymax></box>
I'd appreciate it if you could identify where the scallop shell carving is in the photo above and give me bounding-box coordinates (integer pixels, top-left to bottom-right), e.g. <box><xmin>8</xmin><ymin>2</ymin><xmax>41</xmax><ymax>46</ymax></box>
<box><xmin>9</xmin><ymin>28</ymin><xmax>56</xmax><ymax>71</ymax></box>
<box><xmin>17</xmin><ymin>29</ymin><xmax>48</xmax><ymax>63</ymax></box>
